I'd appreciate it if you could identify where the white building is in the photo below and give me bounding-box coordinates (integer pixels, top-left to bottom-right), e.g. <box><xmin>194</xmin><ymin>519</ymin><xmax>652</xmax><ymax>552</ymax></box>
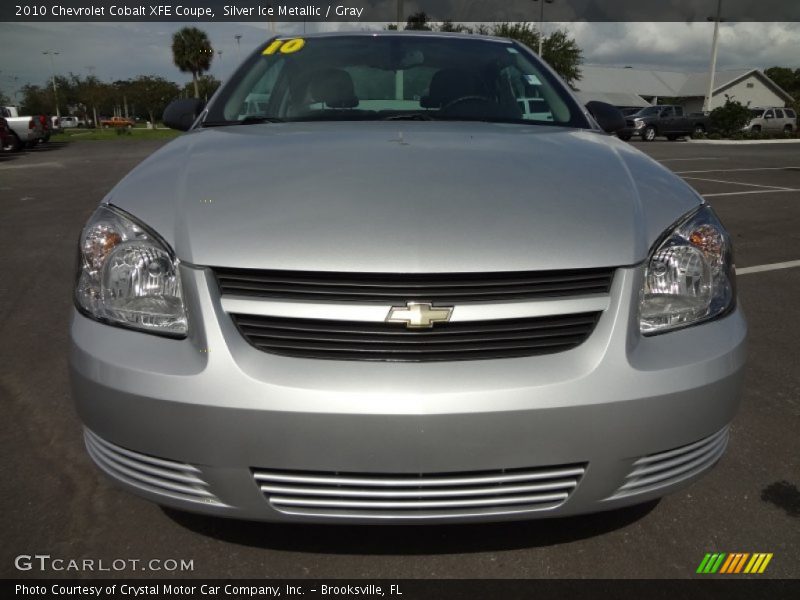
<box><xmin>575</xmin><ymin>66</ymin><xmax>794</xmax><ymax>112</ymax></box>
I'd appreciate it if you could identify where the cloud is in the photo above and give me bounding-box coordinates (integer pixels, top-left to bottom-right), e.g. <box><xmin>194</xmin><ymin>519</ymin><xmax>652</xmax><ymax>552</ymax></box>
<box><xmin>1</xmin><ymin>20</ymin><xmax>798</xmax><ymax>98</ymax></box>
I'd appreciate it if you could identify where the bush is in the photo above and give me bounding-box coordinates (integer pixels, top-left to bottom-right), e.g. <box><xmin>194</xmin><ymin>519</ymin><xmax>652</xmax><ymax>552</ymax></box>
<box><xmin>691</xmin><ymin>130</ymin><xmax>707</xmax><ymax>140</ymax></box>
<box><xmin>709</xmin><ymin>98</ymin><xmax>753</xmax><ymax>137</ymax></box>
<box><xmin>707</xmin><ymin>132</ymin><xmax>722</xmax><ymax>140</ymax></box>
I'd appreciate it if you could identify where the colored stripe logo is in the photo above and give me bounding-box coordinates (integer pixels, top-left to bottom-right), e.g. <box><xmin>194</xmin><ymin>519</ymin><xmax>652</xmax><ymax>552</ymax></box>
<box><xmin>697</xmin><ymin>553</ymin><xmax>773</xmax><ymax>574</ymax></box>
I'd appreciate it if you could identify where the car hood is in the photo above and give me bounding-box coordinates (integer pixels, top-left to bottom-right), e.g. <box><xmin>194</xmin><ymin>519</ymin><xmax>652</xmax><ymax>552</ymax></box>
<box><xmin>107</xmin><ymin>121</ymin><xmax>701</xmax><ymax>272</ymax></box>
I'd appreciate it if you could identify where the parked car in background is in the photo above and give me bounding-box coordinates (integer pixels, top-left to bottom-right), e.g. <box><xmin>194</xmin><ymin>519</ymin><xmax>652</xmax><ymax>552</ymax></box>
<box><xmin>36</xmin><ymin>115</ymin><xmax>53</xmax><ymax>143</ymax></box>
<box><xmin>743</xmin><ymin>107</ymin><xmax>797</xmax><ymax>134</ymax></box>
<box><xmin>71</xmin><ymin>32</ymin><xmax>745</xmax><ymax>524</ymax></box>
<box><xmin>100</xmin><ymin>116</ymin><xmax>135</xmax><ymax>128</ymax></box>
<box><xmin>0</xmin><ymin>117</ymin><xmax>12</xmax><ymax>152</ymax></box>
<box><xmin>0</xmin><ymin>106</ymin><xmax>43</xmax><ymax>150</ymax></box>
<box><xmin>60</xmin><ymin>116</ymin><xmax>80</xmax><ymax>129</ymax></box>
<box><xmin>619</xmin><ymin>105</ymin><xmax>711</xmax><ymax>141</ymax></box>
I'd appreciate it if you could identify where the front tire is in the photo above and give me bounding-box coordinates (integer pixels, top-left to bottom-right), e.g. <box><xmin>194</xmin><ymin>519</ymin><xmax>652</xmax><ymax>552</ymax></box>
<box><xmin>784</xmin><ymin>124</ymin><xmax>794</xmax><ymax>134</ymax></box>
<box><xmin>751</xmin><ymin>125</ymin><xmax>762</xmax><ymax>134</ymax></box>
<box><xmin>693</xmin><ymin>124</ymin><xmax>706</xmax><ymax>136</ymax></box>
<box><xmin>643</xmin><ymin>126</ymin><xmax>657</xmax><ymax>142</ymax></box>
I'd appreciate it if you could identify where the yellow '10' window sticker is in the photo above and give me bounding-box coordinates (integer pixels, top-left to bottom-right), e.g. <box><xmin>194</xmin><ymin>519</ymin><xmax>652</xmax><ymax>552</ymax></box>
<box><xmin>263</xmin><ymin>38</ymin><xmax>306</xmax><ymax>55</ymax></box>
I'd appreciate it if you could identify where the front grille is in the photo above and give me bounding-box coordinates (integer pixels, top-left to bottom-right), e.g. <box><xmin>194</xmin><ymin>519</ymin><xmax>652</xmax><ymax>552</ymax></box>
<box><xmin>231</xmin><ymin>312</ymin><xmax>600</xmax><ymax>361</ymax></box>
<box><xmin>84</xmin><ymin>429</ymin><xmax>224</xmax><ymax>506</ymax></box>
<box><xmin>213</xmin><ymin>267</ymin><xmax>615</xmax><ymax>303</ymax></box>
<box><xmin>610</xmin><ymin>426</ymin><xmax>730</xmax><ymax>499</ymax></box>
<box><xmin>253</xmin><ymin>464</ymin><xmax>586</xmax><ymax>519</ymax></box>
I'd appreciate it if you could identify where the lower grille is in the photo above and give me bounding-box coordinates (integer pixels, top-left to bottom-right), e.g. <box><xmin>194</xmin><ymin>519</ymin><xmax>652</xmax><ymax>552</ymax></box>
<box><xmin>231</xmin><ymin>312</ymin><xmax>600</xmax><ymax>361</ymax></box>
<box><xmin>253</xmin><ymin>464</ymin><xmax>586</xmax><ymax>519</ymax></box>
<box><xmin>611</xmin><ymin>426</ymin><xmax>730</xmax><ymax>499</ymax></box>
<box><xmin>84</xmin><ymin>429</ymin><xmax>224</xmax><ymax>506</ymax></box>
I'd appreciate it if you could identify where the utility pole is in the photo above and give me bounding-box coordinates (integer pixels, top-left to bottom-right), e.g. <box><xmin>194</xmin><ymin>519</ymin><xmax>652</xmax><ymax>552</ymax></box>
<box><xmin>42</xmin><ymin>50</ymin><xmax>61</xmax><ymax>119</ymax></box>
<box><xmin>86</xmin><ymin>66</ymin><xmax>99</xmax><ymax>128</ymax></box>
<box><xmin>532</xmin><ymin>0</ymin><xmax>554</xmax><ymax>56</ymax></box>
<box><xmin>703</xmin><ymin>0</ymin><xmax>723</xmax><ymax>113</ymax></box>
<box><xmin>234</xmin><ymin>35</ymin><xmax>242</xmax><ymax>61</ymax></box>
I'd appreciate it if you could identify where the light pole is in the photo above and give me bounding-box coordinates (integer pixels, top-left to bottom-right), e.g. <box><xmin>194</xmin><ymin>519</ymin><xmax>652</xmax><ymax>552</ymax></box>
<box><xmin>43</xmin><ymin>50</ymin><xmax>61</xmax><ymax>119</ymax></box>
<box><xmin>234</xmin><ymin>34</ymin><xmax>242</xmax><ymax>61</ymax></box>
<box><xmin>532</xmin><ymin>0</ymin><xmax>554</xmax><ymax>56</ymax></box>
<box><xmin>86</xmin><ymin>66</ymin><xmax>99</xmax><ymax>128</ymax></box>
<box><xmin>703</xmin><ymin>0</ymin><xmax>724</xmax><ymax>113</ymax></box>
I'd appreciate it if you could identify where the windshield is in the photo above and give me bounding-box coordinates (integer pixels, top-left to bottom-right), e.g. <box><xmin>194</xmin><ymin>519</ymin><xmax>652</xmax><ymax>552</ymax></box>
<box><xmin>204</xmin><ymin>35</ymin><xmax>589</xmax><ymax>128</ymax></box>
<box><xmin>749</xmin><ymin>109</ymin><xmax>764</xmax><ymax>117</ymax></box>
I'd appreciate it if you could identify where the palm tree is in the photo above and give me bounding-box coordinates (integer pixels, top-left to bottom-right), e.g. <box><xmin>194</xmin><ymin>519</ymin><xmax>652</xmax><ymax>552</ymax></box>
<box><xmin>171</xmin><ymin>27</ymin><xmax>214</xmax><ymax>98</ymax></box>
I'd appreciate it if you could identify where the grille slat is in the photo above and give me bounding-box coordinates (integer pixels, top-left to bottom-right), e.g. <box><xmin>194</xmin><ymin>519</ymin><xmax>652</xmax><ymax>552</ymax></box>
<box><xmin>232</xmin><ymin>313</ymin><xmax>600</xmax><ymax>361</ymax></box>
<box><xmin>611</xmin><ymin>426</ymin><xmax>730</xmax><ymax>499</ymax></box>
<box><xmin>253</xmin><ymin>465</ymin><xmax>586</xmax><ymax>519</ymax></box>
<box><xmin>84</xmin><ymin>429</ymin><xmax>225</xmax><ymax>506</ymax></box>
<box><xmin>214</xmin><ymin>267</ymin><xmax>615</xmax><ymax>303</ymax></box>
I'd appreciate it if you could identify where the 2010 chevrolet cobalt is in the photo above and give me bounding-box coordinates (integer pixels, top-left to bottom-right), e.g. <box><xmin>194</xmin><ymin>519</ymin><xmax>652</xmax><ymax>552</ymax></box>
<box><xmin>70</xmin><ymin>32</ymin><xmax>746</xmax><ymax>523</ymax></box>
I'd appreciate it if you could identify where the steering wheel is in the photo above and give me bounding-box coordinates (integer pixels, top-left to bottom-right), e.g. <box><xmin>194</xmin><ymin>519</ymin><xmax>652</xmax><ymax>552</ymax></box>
<box><xmin>441</xmin><ymin>95</ymin><xmax>493</xmax><ymax>113</ymax></box>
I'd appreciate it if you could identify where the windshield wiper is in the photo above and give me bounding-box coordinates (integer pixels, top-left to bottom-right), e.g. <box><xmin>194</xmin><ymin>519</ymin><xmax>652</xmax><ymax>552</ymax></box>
<box><xmin>201</xmin><ymin>116</ymin><xmax>284</xmax><ymax>127</ymax></box>
<box><xmin>237</xmin><ymin>116</ymin><xmax>285</xmax><ymax>124</ymax></box>
<box><xmin>381</xmin><ymin>114</ymin><xmax>436</xmax><ymax>121</ymax></box>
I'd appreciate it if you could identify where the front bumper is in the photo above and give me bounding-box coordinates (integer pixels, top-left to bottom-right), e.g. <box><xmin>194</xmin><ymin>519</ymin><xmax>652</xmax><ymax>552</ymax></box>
<box><xmin>69</xmin><ymin>266</ymin><xmax>746</xmax><ymax>523</ymax></box>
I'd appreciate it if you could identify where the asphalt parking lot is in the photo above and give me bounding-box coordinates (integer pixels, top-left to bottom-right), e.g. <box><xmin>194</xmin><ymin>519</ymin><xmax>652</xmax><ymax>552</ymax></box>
<box><xmin>0</xmin><ymin>138</ymin><xmax>798</xmax><ymax>580</ymax></box>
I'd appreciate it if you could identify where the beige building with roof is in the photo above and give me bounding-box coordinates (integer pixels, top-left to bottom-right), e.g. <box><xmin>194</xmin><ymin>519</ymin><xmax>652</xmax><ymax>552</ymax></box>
<box><xmin>575</xmin><ymin>66</ymin><xmax>794</xmax><ymax>112</ymax></box>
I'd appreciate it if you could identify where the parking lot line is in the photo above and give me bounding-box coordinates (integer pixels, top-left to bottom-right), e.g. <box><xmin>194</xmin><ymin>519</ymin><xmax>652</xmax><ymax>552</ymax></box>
<box><xmin>702</xmin><ymin>189</ymin><xmax>799</xmax><ymax>198</ymax></box>
<box><xmin>675</xmin><ymin>167</ymin><xmax>800</xmax><ymax>174</ymax></box>
<box><xmin>737</xmin><ymin>260</ymin><xmax>800</xmax><ymax>275</ymax></box>
<box><xmin>0</xmin><ymin>161</ymin><xmax>65</xmax><ymax>170</ymax></box>
<box><xmin>682</xmin><ymin>176</ymin><xmax>795</xmax><ymax>191</ymax></box>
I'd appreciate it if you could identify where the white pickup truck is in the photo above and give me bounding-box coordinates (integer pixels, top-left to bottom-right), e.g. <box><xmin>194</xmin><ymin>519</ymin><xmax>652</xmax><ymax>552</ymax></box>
<box><xmin>0</xmin><ymin>106</ymin><xmax>44</xmax><ymax>151</ymax></box>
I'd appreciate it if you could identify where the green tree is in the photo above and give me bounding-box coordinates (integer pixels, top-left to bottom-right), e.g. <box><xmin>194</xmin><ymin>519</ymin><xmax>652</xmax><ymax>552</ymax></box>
<box><xmin>764</xmin><ymin>67</ymin><xmax>799</xmax><ymax>95</ymax></box>
<box><xmin>172</xmin><ymin>27</ymin><xmax>214</xmax><ymax>98</ymax></box>
<box><xmin>128</xmin><ymin>75</ymin><xmax>181</xmax><ymax>125</ymax></box>
<box><xmin>709</xmin><ymin>97</ymin><xmax>753</xmax><ymax>137</ymax></box>
<box><xmin>20</xmin><ymin>84</ymin><xmax>49</xmax><ymax>114</ymax></box>
<box><xmin>405</xmin><ymin>12</ymin><xmax>432</xmax><ymax>30</ymax></box>
<box><xmin>492</xmin><ymin>24</ymin><xmax>583</xmax><ymax>87</ymax></box>
<box><xmin>182</xmin><ymin>74</ymin><xmax>221</xmax><ymax>101</ymax></box>
<box><xmin>0</xmin><ymin>90</ymin><xmax>10</xmax><ymax>106</ymax></box>
<box><xmin>439</xmin><ymin>21</ymin><xmax>472</xmax><ymax>33</ymax></box>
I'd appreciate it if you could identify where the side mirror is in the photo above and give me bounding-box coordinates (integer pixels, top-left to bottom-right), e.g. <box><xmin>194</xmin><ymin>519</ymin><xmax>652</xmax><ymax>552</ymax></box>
<box><xmin>163</xmin><ymin>98</ymin><xmax>205</xmax><ymax>131</ymax></box>
<box><xmin>585</xmin><ymin>101</ymin><xmax>626</xmax><ymax>134</ymax></box>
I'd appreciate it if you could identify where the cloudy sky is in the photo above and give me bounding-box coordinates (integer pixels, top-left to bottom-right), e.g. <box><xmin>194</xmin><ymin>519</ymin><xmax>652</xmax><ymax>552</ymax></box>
<box><xmin>1</xmin><ymin>20</ymin><xmax>798</xmax><ymax>96</ymax></box>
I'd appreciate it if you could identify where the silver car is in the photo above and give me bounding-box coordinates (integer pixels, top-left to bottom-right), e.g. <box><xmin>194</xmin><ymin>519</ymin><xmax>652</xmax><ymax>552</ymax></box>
<box><xmin>70</xmin><ymin>32</ymin><xmax>746</xmax><ymax>524</ymax></box>
<box><xmin>743</xmin><ymin>106</ymin><xmax>797</xmax><ymax>134</ymax></box>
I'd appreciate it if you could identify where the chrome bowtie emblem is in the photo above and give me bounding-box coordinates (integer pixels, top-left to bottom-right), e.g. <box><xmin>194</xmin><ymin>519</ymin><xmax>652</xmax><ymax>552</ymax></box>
<box><xmin>386</xmin><ymin>302</ymin><xmax>454</xmax><ymax>329</ymax></box>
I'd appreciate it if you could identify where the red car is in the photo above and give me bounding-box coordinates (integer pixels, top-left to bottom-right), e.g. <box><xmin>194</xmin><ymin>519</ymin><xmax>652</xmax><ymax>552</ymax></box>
<box><xmin>36</xmin><ymin>115</ymin><xmax>52</xmax><ymax>143</ymax></box>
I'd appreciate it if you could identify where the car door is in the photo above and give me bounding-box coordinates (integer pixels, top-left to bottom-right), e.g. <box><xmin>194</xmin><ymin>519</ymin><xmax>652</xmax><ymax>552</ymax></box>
<box><xmin>659</xmin><ymin>106</ymin><xmax>675</xmax><ymax>132</ymax></box>
<box><xmin>774</xmin><ymin>109</ymin><xmax>786</xmax><ymax>131</ymax></box>
<box><xmin>673</xmin><ymin>106</ymin><xmax>689</xmax><ymax>134</ymax></box>
<box><xmin>763</xmin><ymin>109</ymin><xmax>777</xmax><ymax>132</ymax></box>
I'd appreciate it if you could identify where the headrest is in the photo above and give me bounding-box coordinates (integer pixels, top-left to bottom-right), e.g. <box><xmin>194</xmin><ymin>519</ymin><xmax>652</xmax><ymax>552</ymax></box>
<box><xmin>308</xmin><ymin>69</ymin><xmax>359</xmax><ymax>108</ymax></box>
<box><xmin>421</xmin><ymin>69</ymin><xmax>482</xmax><ymax>109</ymax></box>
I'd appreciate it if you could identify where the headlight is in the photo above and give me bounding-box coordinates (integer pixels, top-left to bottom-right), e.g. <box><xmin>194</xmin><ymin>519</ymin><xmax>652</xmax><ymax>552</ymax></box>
<box><xmin>634</xmin><ymin>119</ymin><xmax>645</xmax><ymax>129</ymax></box>
<box><xmin>75</xmin><ymin>204</ymin><xmax>187</xmax><ymax>337</ymax></box>
<box><xmin>640</xmin><ymin>205</ymin><xmax>735</xmax><ymax>335</ymax></box>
